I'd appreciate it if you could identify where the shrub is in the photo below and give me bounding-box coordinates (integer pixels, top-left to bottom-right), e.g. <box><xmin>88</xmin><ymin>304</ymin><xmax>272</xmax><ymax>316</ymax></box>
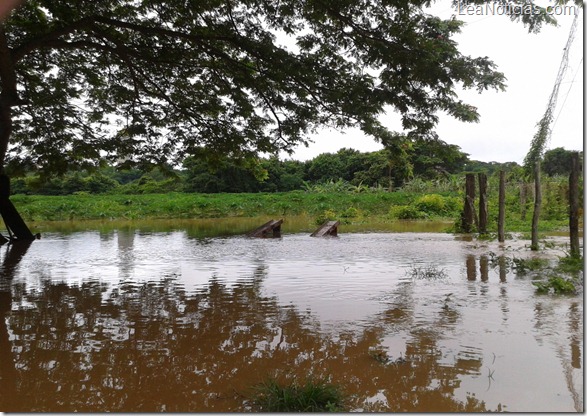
<box><xmin>315</xmin><ymin>209</ymin><xmax>338</xmax><ymax>225</ymax></box>
<box><xmin>414</xmin><ymin>194</ymin><xmax>453</xmax><ymax>216</ymax></box>
<box><xmin>388</xmin><ymin>205</ymin><xmax>427</xmax><ymax>220</ymax></box>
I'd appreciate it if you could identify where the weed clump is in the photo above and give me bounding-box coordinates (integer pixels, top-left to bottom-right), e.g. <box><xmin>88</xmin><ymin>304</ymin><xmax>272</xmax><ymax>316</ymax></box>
<box><xmin>407</xmin><ymin>264</ymin><xmax>448</xmax><ymax>280</ymax></box>
<box><xmin>533</xmin><ymin>276</ymin><xmax>577</xmax><ymax>294</ymax></box>
<box><xmin>250</xmin><ymin>378</ymin><xmax>345</xmax><ymax>412</ymax></box>
<box><xmin>388</xmin><ymin>205</ymin><xmax>427</xmax><ymax>220</ymax></box>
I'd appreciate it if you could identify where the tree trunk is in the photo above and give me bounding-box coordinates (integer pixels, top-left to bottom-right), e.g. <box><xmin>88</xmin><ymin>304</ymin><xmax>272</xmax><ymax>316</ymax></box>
<box><xmin>531</xmin><ymin>162</ymin><xmax>542</xmax><ymax>251</ymax></box>
<box><xmin>0</xmin><ymin>174</ymin><xmax>35</xmax><ymax>240</ymax></box>
<box><xmin>569</xmin><ymin>152</ymin><xmax>580</xmax><ymax>257</ymax></box>
<box><xmin>0</xmin><ymin>29</ymin><xmax>36</xmax><ymax>241</ymax></box>
<box><xmin>478</xmin><ymin>172</ymin><xmax>488</xmax><ymax>234</ymax></box>
<box><xmin>0</xmin><ymin>27</ymin><xmax>19</xmax><ymax>169</ymax></box>
<box><xmin>0</xmin><ymin>102</ymin><xmax>11</xmax><ymax>170</ymax></box>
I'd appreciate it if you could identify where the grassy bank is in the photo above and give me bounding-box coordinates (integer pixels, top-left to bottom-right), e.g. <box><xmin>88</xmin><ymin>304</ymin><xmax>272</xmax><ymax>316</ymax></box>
<box><xmin>9</xmin><ymin>191</ymin><xmax>414</xmax><ymax>221</ymax></box>
<box><xmin>6</xmin><ymin>190</ymin><xmax>577</xmax><ymax>235</ymax></box>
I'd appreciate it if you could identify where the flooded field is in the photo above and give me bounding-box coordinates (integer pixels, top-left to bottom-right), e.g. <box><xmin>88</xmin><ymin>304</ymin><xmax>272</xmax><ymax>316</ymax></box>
<box><xmin>0</xmin><ymin>219</ymin><xmax>583</xmax><ymax>412</ymax></box>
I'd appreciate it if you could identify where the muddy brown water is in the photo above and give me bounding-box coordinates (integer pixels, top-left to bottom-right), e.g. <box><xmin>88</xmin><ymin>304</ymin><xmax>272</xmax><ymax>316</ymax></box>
<box><xmin>0</xmin><ymin>218</ymin><xmax>583</xmax><ymax>412</ymax></box>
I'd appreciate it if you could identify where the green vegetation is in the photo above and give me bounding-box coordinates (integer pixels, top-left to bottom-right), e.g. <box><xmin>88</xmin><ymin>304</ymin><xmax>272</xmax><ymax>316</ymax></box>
<box><xmin>9</xmin><ymin>191</ymin><xmax>411</xmax><ymax>222</ymax></box>
<box><xmin>533</xmin><ymin>276</ymin><xmax>577</xmax><ymax>295</ymax></box>
<box><xmin>249</xmin><ymin>378</ymin><xmax>345</xmax><ymax>412</ymax></box>
<box><xmin>2</xmin><ymin>145</ymin><xmax>580</xmax><ymax>237</ymax></box>
<box><xmin>511</xmin><ymin>257</ymin><xmax>550</xmax><ymax>276</ymax></box>
<box><xmin>556</xmin><ymin>254</ymin><xmax>584</xmax><ymax>275</ymax></box>
<box><xmin>5</xmin><ymin>171</ymin><xmax>579</xmax><ymax>237</ymax></box>
<box><xmin>489</xmin><ymin>252</ymin><xmax>583</xmax><ymax>295</ymax></box>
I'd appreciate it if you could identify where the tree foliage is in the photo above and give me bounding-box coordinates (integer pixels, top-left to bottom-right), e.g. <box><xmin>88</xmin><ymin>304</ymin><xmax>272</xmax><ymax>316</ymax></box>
<box><xmin>0</xmin><ymin>0</ymin><xmax>521</xmax><ymax>174</ymax></box>
<box><xmin>542</xmin><ymin>147</ymin><xmax>583</xmax><ymax>177</ymax></box>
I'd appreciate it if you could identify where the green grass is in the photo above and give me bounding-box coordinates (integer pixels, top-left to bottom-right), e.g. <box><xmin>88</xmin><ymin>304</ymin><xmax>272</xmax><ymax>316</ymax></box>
<box><xmin>250</xmin><ymin>378</ymin><xmax>345</xmax><ymax>412</ymax></box>
<box><xmin>5</xmin><ymin>190</ymin><xmax>577</xmax><ymax>235</ymax></box>
<box><xmin>7</xmin><ymin>191</ymin><xmax>418</xmax><ymax>222</ymax></box>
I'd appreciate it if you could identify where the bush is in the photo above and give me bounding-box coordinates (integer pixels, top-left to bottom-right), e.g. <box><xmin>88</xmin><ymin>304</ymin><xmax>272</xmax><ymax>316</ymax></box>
<box><xmin>315</xmin><ymin>209</ymin><xmax>338</xmax><ymax>225</ymax></box>
<box><xmin>414</xmin><ymin>194</ymin><xmax>457</xmax><ymax>216</ymax></box>
<box><xmin>388</xmin><ymin>205</ymin><xmax>427</xmax><ymax>220</ymax></box>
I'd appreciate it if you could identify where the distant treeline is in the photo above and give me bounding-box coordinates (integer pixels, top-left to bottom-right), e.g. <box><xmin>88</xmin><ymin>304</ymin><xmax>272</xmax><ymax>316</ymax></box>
<box><xmin>8</xmin><ymin>144</ymin><xmax>581</xmax><ymax>196</ymax></box>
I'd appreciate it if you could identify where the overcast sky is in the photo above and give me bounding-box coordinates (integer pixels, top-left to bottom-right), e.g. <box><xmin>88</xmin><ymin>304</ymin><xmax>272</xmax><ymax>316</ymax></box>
<box><xmin>282</xmin><ymin>1</ymin><xmax>584</xmax><ymax>164</ymax></box>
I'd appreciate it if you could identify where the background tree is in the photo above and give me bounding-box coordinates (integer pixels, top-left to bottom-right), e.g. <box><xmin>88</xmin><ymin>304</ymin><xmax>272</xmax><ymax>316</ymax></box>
<box><xmin>411</xmin><ymin>137</ymin><xmax>469</xmax><ymax>179</ymax></box>
<box><xmin>542</xmin><ymin>147</ymin><xmax>583</xmax><ymax>177</ymax></box>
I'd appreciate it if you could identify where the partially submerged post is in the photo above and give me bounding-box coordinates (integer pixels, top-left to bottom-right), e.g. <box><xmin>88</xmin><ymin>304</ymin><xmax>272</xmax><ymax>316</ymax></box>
<box><xmin>530</xmin><ymin>162</ymin><xmax>542</xmax><ymax>251</ymax></box>
<box><xmin>311</xmin><ymin>221</ymin><xmax>339</xmax><ymax>237</ymax></box>
<box><xmin>247</xmin><ymin>219</ymin><xmax>283</xmax><ymax>238</ymax></box>
<box><xmin>498</xmin><ymin>170</ymin><xmax>506</xmax><ymax>243</ymax></box>
<box><xmin>568</xmin><ymin>152</ymin><xmax>580</xmax><ymax>257</ymax></box>
<box><xmin>461</xmin><ymin>173</ymin><xmax>476</xmax><ymax>233</ymax></box>
<box><xmin>478</xmin><ymin>172</ymin><xmax>488</xmax><ymax>234</ymax></box>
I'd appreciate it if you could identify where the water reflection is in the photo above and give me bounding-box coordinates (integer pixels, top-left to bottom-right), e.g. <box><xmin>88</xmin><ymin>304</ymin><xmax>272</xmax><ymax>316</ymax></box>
<box><xmin>3</xmin><ymin>272</ymin><xmax>490</xmax><ymax>412</ymax></box>
<box><xmin>0</xmin><ymin>228</ymin><xmax>582</xmax><ymax>412</ymax></box>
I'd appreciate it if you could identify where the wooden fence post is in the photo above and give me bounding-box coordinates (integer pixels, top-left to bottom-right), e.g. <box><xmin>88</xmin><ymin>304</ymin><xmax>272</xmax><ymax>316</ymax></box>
<box><xmin>531</xmin><ymin>162</ymin><xmax>542</xmax><ymax>251</ymax></box>
<box><xmin>478</xmin><ymin>173</ymin><xmax>488</xmax><ymax>234</ymax></box>
<box><xmin>461</xmin><ymin>173</ymin><xmax>476</xmax><ymax>233</ymax></box>
<box><xmin>498</xmin><ymin>170</ymin><xmax>506</xmax><ymax>243</ymax></box>
<box><xmin>569</xmin><ymin>152</ymin><xmax>580</xmax><ymax>257</ymax></box>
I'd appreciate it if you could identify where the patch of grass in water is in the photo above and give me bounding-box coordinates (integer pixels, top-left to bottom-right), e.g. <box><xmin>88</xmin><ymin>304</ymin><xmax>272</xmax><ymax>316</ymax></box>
<box><xmin>407</xmin><ymin>264</ymin><xmax>448</xmax><ymax>280</ymax></box>
<box><xmin>533</xmin><ymin>275</ymin><xmax>577</xmax><ymax>294</ymax></box>
<box><xmin>250</xmin><ymin>378</ymin><xmax>345</xmax><ymax>412</ymax></box>
<box><xmin>556</xmin><ymin>254</ymin><xmax>584</xmax><ymax>275</ymax></box>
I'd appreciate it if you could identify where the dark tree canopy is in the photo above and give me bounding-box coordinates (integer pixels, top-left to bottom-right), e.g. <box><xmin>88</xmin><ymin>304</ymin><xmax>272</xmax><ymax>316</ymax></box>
<box><xmin>0</xmin><ymin>0</ymin><xmax>567</xmax><ymax>174</ymax></box>
<box><xmin>542</xmin><ymin>147</ymin><xmax>583</xmax><ymax>177</ymax></box>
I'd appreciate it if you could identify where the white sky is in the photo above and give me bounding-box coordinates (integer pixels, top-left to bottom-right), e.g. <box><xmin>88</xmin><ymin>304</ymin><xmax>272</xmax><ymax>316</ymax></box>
<box><xmin>283</xmin><ymin>1</ymin><xmax>584</xmax><ymax>164</ymax></box>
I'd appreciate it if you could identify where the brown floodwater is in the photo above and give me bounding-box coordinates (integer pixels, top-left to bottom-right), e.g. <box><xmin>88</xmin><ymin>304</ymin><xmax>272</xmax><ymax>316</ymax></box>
<box><xmin>0</xmin><ymin>218</ymin><xmax>583</xmax><ymax>412</ymax></box>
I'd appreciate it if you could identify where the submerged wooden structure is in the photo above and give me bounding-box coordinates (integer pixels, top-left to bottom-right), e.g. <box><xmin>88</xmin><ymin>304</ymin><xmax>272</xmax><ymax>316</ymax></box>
<box><xmin>247</xmin><ymin>219</ymin><xmax>283</xmax><ymax>238</ymax></box>
<box><xmin>311</xmin><ymin>220</ymin><xmax>339</xmax><ymax>237</ymax></box>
